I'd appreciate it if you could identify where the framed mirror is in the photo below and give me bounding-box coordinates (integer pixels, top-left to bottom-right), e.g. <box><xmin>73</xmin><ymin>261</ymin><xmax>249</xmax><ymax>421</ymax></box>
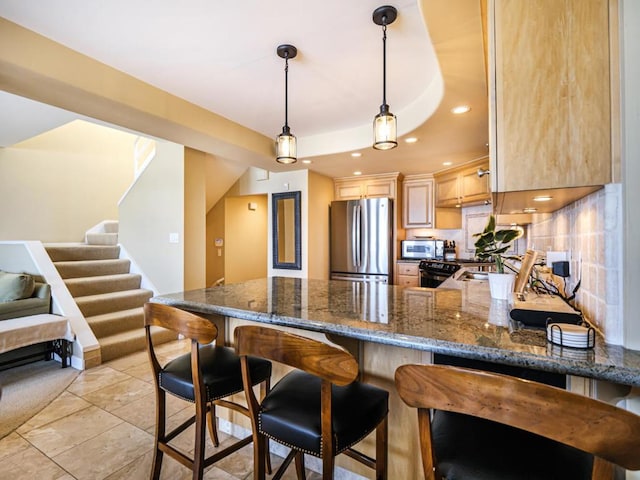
<box><xmin>272</xmin><ymin>191</ymin><xmax>301</xmax><ymax>270</ymax></box>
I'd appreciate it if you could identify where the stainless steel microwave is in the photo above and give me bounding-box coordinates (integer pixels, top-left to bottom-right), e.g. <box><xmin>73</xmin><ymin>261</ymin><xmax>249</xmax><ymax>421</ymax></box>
<box><xmin>401</xmin><ymin>240</ymin><xmax>444</xmax><ymax>260</ymax></box>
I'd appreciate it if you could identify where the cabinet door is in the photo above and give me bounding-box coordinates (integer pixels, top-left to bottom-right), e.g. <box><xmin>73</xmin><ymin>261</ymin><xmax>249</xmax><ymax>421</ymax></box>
<box><xmin>335</xmin><ymin>182</ymin><xmax>363</xmax><ymax>200</ymax></box>
<box><xmin>335</xmin><ymin>177</ymin><xmax>397</xmax><ymax>200</ymax></box>
<box><xmin>459</xmin><ymin>165</ymin><xmax>490</xmax><ymax>204</ymax></box>
<box><xmin>364</xmin><ymin>179</ymin><xmax>396</xmax><ymax>198</ymax></box>
<box><xmin>493</xmin><ymin>0</ymin><xmax>610</xmax><ymax>192</ymax></box>
<box><xmin>435</xmin><ymin>174</ymin><xmax>459</xmax><ymax>207</ymax></box>
<box><xmin>403</xmin><ymin>180</ymin><xmax>433</xmax><ymax>228</ymax></box>
<box><xmin>396</xmin><ymin>262</ymin><xmax>420</xmax><ymax>287</ymax></box>
<box><xmin>397</xmin><ymin>263</ymin><xmax>419</xmax><ymax>276</ymax></box>
<box><xmin>397</xmin><ymin>275</ymin><xmax>419</xmax><ymax>287</ymax></box>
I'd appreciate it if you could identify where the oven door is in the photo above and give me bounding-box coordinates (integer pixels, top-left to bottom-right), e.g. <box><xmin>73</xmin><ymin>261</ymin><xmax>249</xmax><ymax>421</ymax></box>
<box><xmin>420</xmin><ymin>269</ymin><xmax>451</xmax><ymax>288</ymax></box>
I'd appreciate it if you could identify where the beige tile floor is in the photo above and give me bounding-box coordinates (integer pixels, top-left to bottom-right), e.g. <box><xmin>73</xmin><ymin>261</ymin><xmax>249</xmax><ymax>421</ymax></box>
<box><xmin>0</xmin><ymin>339</ymin><xmax>322</xmax><ymax>480</ymax></box>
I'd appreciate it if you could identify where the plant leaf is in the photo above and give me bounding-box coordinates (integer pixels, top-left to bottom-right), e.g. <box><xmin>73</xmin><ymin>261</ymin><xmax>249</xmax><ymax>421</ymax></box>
<box><xmin>495</xmin><ymin>229</ymin><xmax>520</xmax><ymax>244</ymax></box>
<box><xmin>483</xmin><ymin>215</ymin><xmax>496</xmax><ymax>234</ymax></box>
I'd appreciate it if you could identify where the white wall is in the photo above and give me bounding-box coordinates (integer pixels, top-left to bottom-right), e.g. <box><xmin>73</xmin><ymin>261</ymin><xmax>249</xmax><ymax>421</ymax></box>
<box><xmin>229</xmin><ymin>167</ymin><xmax>310</xmax><ymax>278</ymax></box>
<box><xmin>0</xmin><ymin>120</ymin><xmax>136</xmax><ymax>242</ymax></box>
<box><xmin>118</xmin><ymin>140</ymin><xmax>185</xmax><ymax>295</ymax></box>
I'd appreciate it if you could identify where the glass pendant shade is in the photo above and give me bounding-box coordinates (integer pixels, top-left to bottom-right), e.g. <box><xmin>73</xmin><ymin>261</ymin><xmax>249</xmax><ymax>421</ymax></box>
<box><xmin>373</xmin><ymin>105</ymin><xmax>397</xmax><ymax>150</ymax></box>
<box><xmin>276</xmin><ymin>126</ymin><xmax>297</xmax><ymax>164</ymax></box>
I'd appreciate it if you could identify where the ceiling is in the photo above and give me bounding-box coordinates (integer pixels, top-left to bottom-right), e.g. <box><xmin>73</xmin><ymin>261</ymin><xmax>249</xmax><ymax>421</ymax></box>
<box><xmin>0</xmin><ymin>0</ymin><xmax>488</xmax><ymax>178</ymax></box>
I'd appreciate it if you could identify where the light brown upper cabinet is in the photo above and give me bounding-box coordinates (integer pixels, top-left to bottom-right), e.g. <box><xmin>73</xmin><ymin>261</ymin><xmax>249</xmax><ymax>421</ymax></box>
<box><xmin>434</xmin><ymin>158</ymin><xmax>490</xmax><ymax>208</ymax></box>
<box><xmin>488</xmin><ymin>0</ymin><xmax>614</xmax><ymax>213</ymax></box>
<box><xmin>334</xmin><ymin>173</ymin><xmax>399</xmax><ymax>200</ymax></box>
<box><xmin>402</xmin><ymin>175</ymin><xmax>462</xmax><ymax>229</ymax></box>
<box><xmin>402</xmin><ymin>176</ymin><xmax>434</xmax><ymax>228</ymax></box>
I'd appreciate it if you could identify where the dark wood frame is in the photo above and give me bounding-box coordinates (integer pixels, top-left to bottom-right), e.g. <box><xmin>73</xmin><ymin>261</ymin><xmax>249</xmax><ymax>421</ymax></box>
<box><xmin>235</xmin><ymin>325</ymin><xmax>388</xmax><ymax>480</ymax></box>
<box><xmin>272</xmin><ymin>191</ymin><xmax>302</xmax><ymax>270</ymax></box>
<box><xmin>144</xmin><ymin>303</ymin><xmax>270</xmax><ymax>479</ymax></box>
<box><xmin>395</xmin><ymin>363</ymin><xmax>640</xmax><ymax>480</ymax></box>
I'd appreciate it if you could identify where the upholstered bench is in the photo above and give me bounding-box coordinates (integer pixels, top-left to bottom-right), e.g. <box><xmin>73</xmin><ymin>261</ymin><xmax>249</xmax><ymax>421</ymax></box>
<box><xmin>0</xmin><ymin>314</ymin><xmax>74</xmax><ymax>368</ymax></box>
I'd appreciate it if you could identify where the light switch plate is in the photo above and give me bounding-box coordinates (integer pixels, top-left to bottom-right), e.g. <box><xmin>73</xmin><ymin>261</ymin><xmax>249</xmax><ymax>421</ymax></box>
<box><xmin>169</xmin><ymin>232</ymin><xmax>179</xmax><ymax>243</ymax></box>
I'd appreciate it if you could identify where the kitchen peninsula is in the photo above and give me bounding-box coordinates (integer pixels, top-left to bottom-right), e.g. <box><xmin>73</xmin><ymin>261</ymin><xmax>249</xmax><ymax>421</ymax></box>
<box><xmin>151</xmin><ymin>276</ymin><xmax>640</xmax><ymax>478</ymax></box>
<box><xmin>152</xmin><ymin>276</ymin><xmax>640</xmax><ymax>387</ymax></box>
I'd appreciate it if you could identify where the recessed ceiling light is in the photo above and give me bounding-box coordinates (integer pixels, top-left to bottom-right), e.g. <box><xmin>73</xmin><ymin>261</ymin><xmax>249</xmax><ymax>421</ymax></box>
<box><xmin>443</xmin><ymin>161</ymin><xmax>453</xmax><ymax>166</ymax></box>
<box><xmin>351</xmin><ymin>152</ymin><xmax>362</xmax><ymax>158</ymax></box>
<box><xmin>523</xmin><ymin>207</ymin><xmax>538</xmax><ymax>213</ymax></box>
<box><xmin>301</xmin><ymin>159</ymin><xmax>312</xmax><ymax>164</ymax></box>
<box><xmin>404</xmin><ymin>137</ymin><xmax>418</xmax><ymax>144</ymax></box>
<box><xmin>533</xmin><ymin>195</ymin><xmax>553</xmax><ymax>202</ymax></box>
<box><xmin>353</xmin><ymin>171</ymin><xmax>362</xmax><ymax>176</ymax></box>
<box><xmin>451</xmin><ymin>105</ymin><xmax>471</xmax><ymax>115</ymax></box>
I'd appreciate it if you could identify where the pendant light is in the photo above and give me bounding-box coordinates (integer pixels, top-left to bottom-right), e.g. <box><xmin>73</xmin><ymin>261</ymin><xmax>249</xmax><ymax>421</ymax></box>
<box><xmin>276</xmin><ymin>44</ymin><xmax>298</xmax><ymax>164</ymax></box>
<box><xmin>372</xmin><ymin>5</ymin><xmax>398</xmax><ymax>151</ymax></box>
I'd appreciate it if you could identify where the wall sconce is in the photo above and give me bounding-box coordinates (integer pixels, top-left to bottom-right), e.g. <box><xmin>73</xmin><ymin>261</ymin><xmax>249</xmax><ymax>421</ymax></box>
<box><xmin>372</xmin><ymin>5</ymin><xmax>398</xmax><ymax>151</ymax></box>
<box><xmin>276</xmin><ymin>44</ymin><xmax>298</xmax><ymax>164</ymax></box>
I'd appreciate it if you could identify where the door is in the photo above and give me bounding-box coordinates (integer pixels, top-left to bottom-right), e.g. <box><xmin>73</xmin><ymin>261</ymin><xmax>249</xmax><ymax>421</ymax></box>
<box><xmin>360</xmin><ymin>197</ymin><xmax>391</xmax><ymax>276</ymax></box>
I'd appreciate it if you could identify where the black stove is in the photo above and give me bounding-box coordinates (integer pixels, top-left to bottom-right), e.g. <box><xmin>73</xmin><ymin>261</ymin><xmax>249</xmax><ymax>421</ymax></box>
<box><xmin>418</xmin><ymin>259</ymin><xmax>492</xmax><ymax>288</ymax></box>
<box><xmin>419</xmin><ymin>260</ymin><xmax>462</xmax><ymax>275</ymax></box>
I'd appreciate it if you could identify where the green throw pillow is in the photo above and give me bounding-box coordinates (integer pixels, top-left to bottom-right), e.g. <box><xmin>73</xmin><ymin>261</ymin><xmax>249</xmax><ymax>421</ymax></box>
<box><xmin>0</xmin><ymin>271</ymin><xmax>36</xmax><ymax>302</ymax></box>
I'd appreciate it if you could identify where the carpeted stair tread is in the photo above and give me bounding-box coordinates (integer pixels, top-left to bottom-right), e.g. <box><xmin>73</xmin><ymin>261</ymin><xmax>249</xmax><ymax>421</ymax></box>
<box><xmin>45</xmin><ymin>244</ymin><xmax>120</xmax><ymax>261</ymax></box>
<box><xmin>99</xmin><ymin>327</ymin><xmax>178</xmax><ymax>363</ymax></box>
<box><xmin>54</xmin><ymin>259</ymin><xmax>131</xmax><ymax>279</ymax></box>
<box><xmin>86</xmin><ymin>307</ymin><xmax>145</xmax><ymax>338</ymax></box>
<box><xmin>65</xmin><ymin>273</ymin><xmax>142</xmax><ymax>297</ymax></box>
<box><xmin>45</xmin><ymin>239</ymin><xmax>176</xmax><ymax>363</ymax></box>
<box><xmin>75</xmin><ymin>289</ymin><xmax>153</xmax><ymax>317</ymax></box>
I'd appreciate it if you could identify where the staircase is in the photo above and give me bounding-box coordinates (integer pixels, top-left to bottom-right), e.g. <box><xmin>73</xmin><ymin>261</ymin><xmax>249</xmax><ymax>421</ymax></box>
<box><xmin>45</xmin><ymin>242</ymin><xmax>177</xmax><ymax>362</ymax></box>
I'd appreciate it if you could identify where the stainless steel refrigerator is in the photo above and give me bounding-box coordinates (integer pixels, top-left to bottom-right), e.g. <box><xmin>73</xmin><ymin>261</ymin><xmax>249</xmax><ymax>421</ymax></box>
<box><xmin>330</xmin><ymin>198</ymin><xmax>392</xmax><ymax>283</ymax></box>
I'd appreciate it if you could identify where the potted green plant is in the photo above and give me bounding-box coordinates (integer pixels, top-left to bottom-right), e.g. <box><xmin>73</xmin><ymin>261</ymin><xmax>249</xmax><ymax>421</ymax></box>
<box><xmin>473</xmin><ymin>215</ymin><xmax>523</xmax><ymax>299</ymax></box>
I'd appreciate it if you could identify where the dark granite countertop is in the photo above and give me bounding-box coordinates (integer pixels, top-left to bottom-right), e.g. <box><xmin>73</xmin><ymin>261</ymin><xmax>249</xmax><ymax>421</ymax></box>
<box><xmin>151</xmin><ymin>276</ymin><xmax>640</xmax><ymax>387</ymax></box>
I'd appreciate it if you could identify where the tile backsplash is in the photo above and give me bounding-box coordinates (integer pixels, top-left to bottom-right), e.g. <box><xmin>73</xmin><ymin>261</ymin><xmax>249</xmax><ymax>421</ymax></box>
<box><xmin>527</xmin><ymin>184</ymin><xmax>622</xmax><ymax>344</ymax></box>
<box><xmin>405</xmin><ymin>186</ymin><xmax>623</xmax><ymax>344</ymax></box>
<box><xmin>405</xmin><ymin>203</ymin><xmax>526</xmax><ymax>259</ymax></box>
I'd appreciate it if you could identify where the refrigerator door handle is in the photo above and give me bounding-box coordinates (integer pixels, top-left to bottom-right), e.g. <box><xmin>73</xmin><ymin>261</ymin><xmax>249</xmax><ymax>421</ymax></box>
<box><xmin>351</xmin><ymin>204</ymin><xmax>358</xmax><ymax>267</ymax></box>
<box><xmin>355</xmin><ymin>205</ymin><xmax>361</xmax><ymax>267</ymax></box>
<box><xmin>361</xmin><ymin>200</ymin><xmax>368</xmax><ymax>268</ymax></box>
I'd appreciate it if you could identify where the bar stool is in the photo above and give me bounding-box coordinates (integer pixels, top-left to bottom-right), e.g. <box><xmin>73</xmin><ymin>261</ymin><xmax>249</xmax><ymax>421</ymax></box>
<box><xmin>395</xmin><ymin>363</ymin><xmax>640</xmax><ymax>480</ymax></box>
<box><xmin>144</xmin><ymin>303</ymin><xmax>272</xmax><ymax>480</ymax></box>
<box><xmin>235</xmin><ymin>325</ymin><xmax>389</xmax><ymax>480</ymax></box>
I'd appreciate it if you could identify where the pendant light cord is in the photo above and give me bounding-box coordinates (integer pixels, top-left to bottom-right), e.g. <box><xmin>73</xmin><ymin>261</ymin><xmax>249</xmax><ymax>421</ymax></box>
<box><xmin>382</xmin><ymin>23</ymin><xmax>387</xmax><ymax>108</ymax></box>
<box><xmin>284</xmin><ymin>55</ymin><xmax>289</xmax><ymax>130</ymax></box>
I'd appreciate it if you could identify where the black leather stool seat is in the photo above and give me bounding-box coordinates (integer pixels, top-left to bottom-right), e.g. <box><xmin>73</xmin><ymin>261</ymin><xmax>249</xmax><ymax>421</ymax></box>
<box><xmin>259</xmin><ymin>370</ymin><xmax>389</xmax><ymax>456</ymax></box>
<box><xmin>159</xmin><ymin>344</ymin><xmax>272</xmax><ymax>402</ymax></box>
<box><xmin>432</xmin><ymin>410</ymin><xmax>593</xmax><ymax>480</ymax></box>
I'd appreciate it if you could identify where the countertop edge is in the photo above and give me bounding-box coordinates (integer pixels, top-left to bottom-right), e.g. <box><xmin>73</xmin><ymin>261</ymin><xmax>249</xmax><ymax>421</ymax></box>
<box><xmin>150</xmin><ymin>296</ymin><xmax>640</xmax><ymax>388</ymax></box>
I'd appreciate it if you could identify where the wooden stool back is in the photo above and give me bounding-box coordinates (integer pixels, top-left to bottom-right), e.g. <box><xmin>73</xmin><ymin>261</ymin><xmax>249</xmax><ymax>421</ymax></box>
<box><xmin>235</xmin><ymin>325</ymin><xmax>387</xmax><ymax>480</ymax></box>
<box><xmin>235</xmin><ymin>325</ymin><xmax>358</xmax><ymax>384</ymax></box>
<box><xmin>395</xmin><ymin>364</ymin><xmax>640</xmax><ymax>480</ymax></box>
<box><xmin>144</xmin><ymin>303</ymin><xmax>271</xmax><ymax>480</ymax></box>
